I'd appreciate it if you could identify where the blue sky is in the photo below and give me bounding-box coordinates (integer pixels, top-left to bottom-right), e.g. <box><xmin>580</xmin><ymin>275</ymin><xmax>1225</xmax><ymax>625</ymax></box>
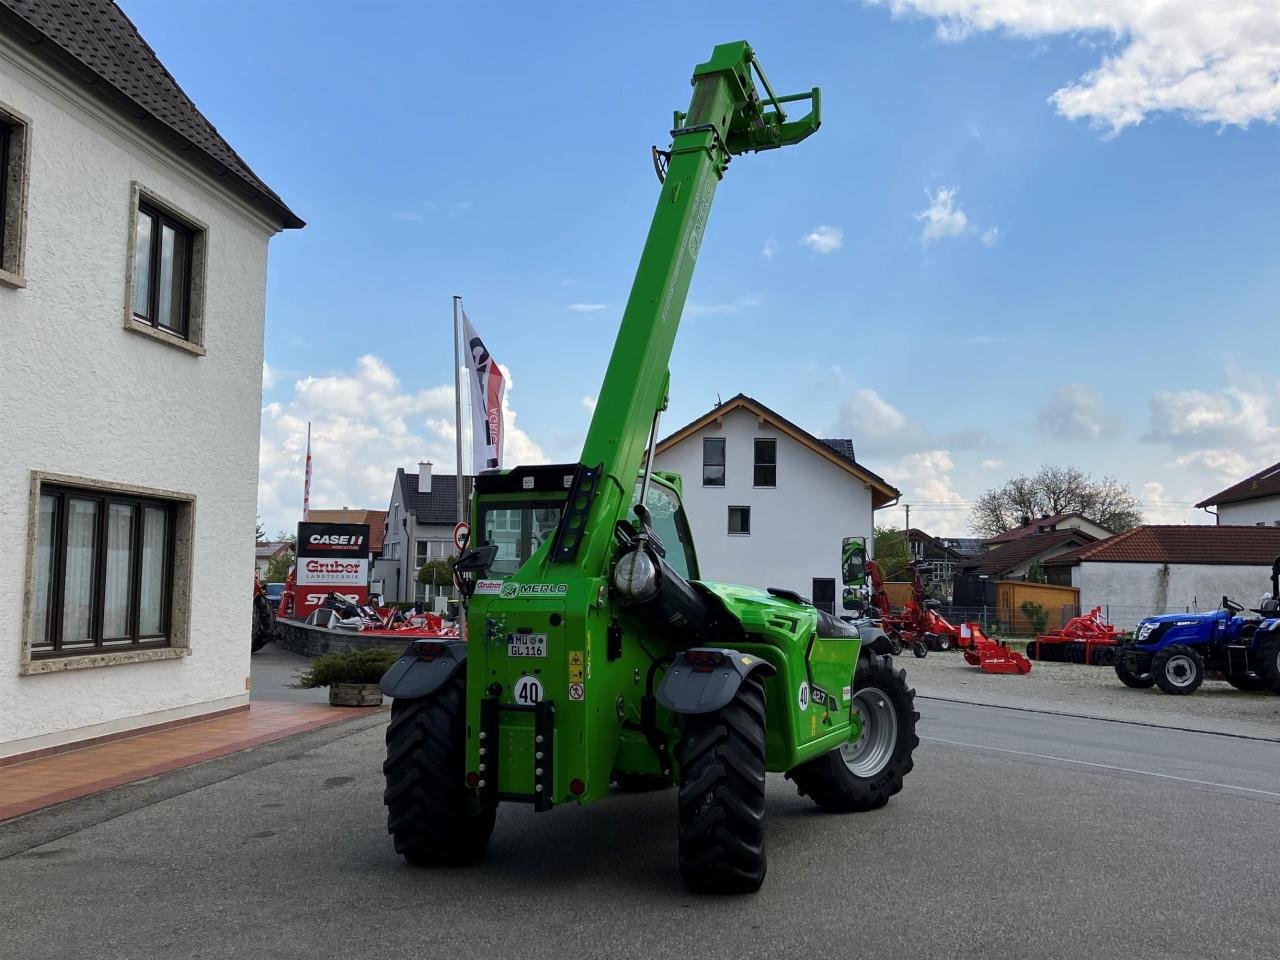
<box><xmin>121</xmin><ymin>1</ymin><xmax>1280</xmax><ymax>537</ymax></box>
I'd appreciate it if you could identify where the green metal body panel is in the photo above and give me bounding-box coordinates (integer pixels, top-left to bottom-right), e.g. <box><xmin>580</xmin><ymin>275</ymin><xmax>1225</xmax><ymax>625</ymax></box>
<box><xmin>462</xmin><ymin>42</ymin><xmax>840</xmax><ymax>810</ymax></box>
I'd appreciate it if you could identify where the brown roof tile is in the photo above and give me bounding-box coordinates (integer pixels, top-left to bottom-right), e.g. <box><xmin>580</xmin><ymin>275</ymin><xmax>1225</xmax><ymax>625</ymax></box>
<box><xmin>1046</xmin><ymin>525</ymin><xmax>1280</xmax><ymax>567</ymax></box>
<box><xmin>1195</xmin><ymin>460</ymin><xmax>1280</xmax><ymax>509</ymax></box>
<box><xmin>0</xmin><ymin>0</ymin><xmax>302</xmax><ymax>228</ymax></box>
<box><xmin>961</xmin><ymin>529</ymin><xmax>1098</xmax><ymax>577</ymax></box>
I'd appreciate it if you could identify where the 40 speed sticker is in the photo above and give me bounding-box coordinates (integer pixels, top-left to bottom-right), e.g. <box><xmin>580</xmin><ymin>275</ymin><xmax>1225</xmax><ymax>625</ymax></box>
<box><xmin>513</xmin><ymin>675</ymin><xmax>544</xmax><ymax>705</ymax></box>
<box><xmin>797</xmin><ymin>682</ymin><xmax>810</xmax><ymax>712</ymax></box>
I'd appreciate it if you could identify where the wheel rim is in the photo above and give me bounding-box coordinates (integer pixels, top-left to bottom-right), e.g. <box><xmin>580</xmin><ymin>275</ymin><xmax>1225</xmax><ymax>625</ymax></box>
<box><xmin>1164</xmin><ymin>654</ymin><xmax>1196</xmax><ymax>687</ymax></box>
<box><xmin>841</xmin><ymin>688</ymin><xmax>899</xmax><ymax>778</ymax></box>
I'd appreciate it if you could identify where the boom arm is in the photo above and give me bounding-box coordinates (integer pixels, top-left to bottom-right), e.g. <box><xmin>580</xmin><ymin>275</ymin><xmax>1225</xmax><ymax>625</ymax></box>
<box><xmin>551</xmin><ymin>41</ymin><xmax>820</xmax><ymax>574</ymax></box>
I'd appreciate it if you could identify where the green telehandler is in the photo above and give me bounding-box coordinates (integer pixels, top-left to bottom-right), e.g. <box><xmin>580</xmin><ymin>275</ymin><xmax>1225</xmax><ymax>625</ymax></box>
<box><xmin>379</xmin><ymin>41</ymin><xmax>919</xmax><ymax>894</ymax></box>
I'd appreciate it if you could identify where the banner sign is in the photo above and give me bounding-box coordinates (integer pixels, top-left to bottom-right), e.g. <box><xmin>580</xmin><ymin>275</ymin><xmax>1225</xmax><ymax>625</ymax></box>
<box><xmin>294</xmin><ymin>522</ymin><xmax>370</xmax><ymax>617</ymax></box>
<box><xmin>463</xmin><ymin>308</ymin><xmax>505</xmax><ymax>473</ymax></box>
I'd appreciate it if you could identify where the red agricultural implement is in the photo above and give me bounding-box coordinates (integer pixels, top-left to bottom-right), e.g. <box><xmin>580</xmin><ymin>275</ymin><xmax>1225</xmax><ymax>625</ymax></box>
<box><xmin>866</xmin><ymin>561</ymin><xmax>1031</xmax><ymax>674</ymax></box>
<box><xmin>1026</xmin><ymin>607</ymin><xmax>1123</xmax><ymax>666</ymax></box>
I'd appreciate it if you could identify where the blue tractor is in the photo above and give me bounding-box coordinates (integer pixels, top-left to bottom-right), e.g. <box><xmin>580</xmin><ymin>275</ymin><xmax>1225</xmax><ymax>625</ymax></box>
<box><xmin>1114</xmin><ymin>557</ymin><xmax>1280</xmax><ymax>695</ymax></box>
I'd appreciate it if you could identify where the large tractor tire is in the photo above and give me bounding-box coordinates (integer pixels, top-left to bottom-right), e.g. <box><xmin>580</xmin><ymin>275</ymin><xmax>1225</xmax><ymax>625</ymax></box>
<box><xmin>383</xmin><ymin>672</ymin><xmax>494</xmax><ymax>866</ymax></box>
<box><xmin>790</xmin><ymin>654</ymin><xmax>919</xmax><ymax>813</ymax></box>
<box><xmin>1257</xmin><ymin>632</ymin><xmax>1280</xmax><ymax>695</ymax></box>
<box><xmin>251</xmin><ymin>595</ymin><xmax>274</xmax><ymax>653</ymax></box>
<box><xmin>676</xmin><ymin>673</ymin><xmax>767</xmax><ymax>894</ymax></box>
<box><xmin>1152</xmin><ymin>644</ymin><xmax>1205</xmax><ymax>696</ymax></box>
<box><xmin>1114</xmin><ymin>655</ymin><xmax>1155</xmax><ymax>689</ymax></box>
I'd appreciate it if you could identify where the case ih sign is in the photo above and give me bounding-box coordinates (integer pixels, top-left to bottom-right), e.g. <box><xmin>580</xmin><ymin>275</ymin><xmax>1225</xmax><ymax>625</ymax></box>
<box><xmin>294</xmin><ymin>522</ymin><xmax>371</xmax><ymax>618</ymax></box>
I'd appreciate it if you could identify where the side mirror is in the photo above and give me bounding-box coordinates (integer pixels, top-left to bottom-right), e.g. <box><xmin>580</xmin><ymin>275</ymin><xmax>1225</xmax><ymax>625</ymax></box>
<box><xmin>455</xmin><ymin>543</ymin><xmax>499</xmax><ymax>574</ymax></box>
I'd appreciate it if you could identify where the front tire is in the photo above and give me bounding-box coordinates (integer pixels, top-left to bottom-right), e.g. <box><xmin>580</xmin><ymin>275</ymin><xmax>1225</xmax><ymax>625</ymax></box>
<box><xmin>934</xmin><ymin>632</ymin><xmax>953</xmax><ymax>652</ymax></box>
<box><xmin>1257</xmin><ymin>632</ymin><xmax>1280</xmax><ymax>695</ymax></box>
<box><xmin>790</xmin><ymin>654</ymin><xmax>918</xmax><ymax>812</ymax></box>
<box><xmin>1226</xmin><ymin>672</ymin><xmax>1269</xmax><ymax>692</ymax></box>
<box><xmin>887</xmin><ymin>633</ymin><xmax>903</xmax><ymax>656</ymax></box>
<box><xmin>383</xmin><ymin>672</ymin><xmax>494</xmax><ymax>866</ymax></box>
<box><xmin>912</xmin><ymin>642</ymin><xmax>928</xmax><ymax>659</ymax></box>
<box><xmin>1152</xmin><ymin>645</ymin><xmax>1205</xmax><ymax>695</ymax></box>
<box><xmin>676</xmin><ymin>674</ymin><xmax>767</xmax><ymax>894</ymax></box>
<box><xmin>1114</xmin><ymin>654</ymin><xmax>1155</xmax><ymax>689</ymax></box>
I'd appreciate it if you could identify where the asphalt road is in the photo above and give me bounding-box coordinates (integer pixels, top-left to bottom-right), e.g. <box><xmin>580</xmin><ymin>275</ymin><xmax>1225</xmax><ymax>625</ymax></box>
<box><xmin>2</xmin><ymin>696</ymin><xmax>1277</xmax><ymax>960</ymax></box>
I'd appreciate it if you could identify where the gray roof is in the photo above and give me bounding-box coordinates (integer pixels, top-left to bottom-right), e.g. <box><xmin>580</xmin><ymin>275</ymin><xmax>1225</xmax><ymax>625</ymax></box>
<box><xmin>818</xmin><ymin>438</ymin><xmax>856</xmax><ymax>463</ymax></box>
<box><xmin>0</xmin><ymin>0</ymin><xmax>303</xmax><ymax>228</ymax></box>
<box><xmin>398</xmin><ymin>470</ymin><xmax>473</xmax><ymax>526</ymax></box>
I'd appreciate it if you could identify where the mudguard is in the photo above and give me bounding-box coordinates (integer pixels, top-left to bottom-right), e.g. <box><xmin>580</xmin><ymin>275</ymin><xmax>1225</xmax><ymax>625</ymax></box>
<box><xmin>656</xmin><ymin>647</ymin><xmax>777</xmax><ymax>715</ymax></box>
<box><xmin>856</xmin><ymin>621</ymin><xmax>894</xmax><ymax>655</ymax></box>
<box><xmin>379</xmin><ymin>639</ymin><xmax>467</xmax><ymax>700</ymax></box>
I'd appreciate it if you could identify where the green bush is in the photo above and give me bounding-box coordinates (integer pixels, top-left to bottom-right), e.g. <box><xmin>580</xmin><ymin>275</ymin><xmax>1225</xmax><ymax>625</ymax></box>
<box><xmin>292</xmin><ymin>648</ymin><xmax>400</xmax><ymax>688</ymax></box>
<box><xmin>1019</xmin><ymin>600</ymin><xmax>1048</xmax><ymax>636</ymax></box>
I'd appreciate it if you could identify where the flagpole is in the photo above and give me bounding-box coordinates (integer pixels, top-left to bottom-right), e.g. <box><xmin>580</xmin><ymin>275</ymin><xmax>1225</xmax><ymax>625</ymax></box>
<box><xmin>302</xmin><ymin>421</ymin><xmax>312</xmax><ymax>523</ymax></box>
<box><xmin>453</xmin><ymin>296</ymin><xmax>465</xmax><ymax>526</ymax></box>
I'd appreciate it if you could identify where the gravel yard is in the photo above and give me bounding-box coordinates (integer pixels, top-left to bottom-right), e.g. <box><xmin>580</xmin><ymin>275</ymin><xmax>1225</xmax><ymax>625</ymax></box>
<box><xmin>897</xmin><ymin>647</ymin><xmax>1280</xmax><ymax>740</ymax></box>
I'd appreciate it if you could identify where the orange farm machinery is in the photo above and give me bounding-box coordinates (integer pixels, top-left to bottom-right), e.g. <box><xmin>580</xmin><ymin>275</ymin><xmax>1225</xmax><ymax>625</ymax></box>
<box><xmin>1026</xmin><ymin>607</ymin><xmax>1123</xmax><ymax>666</ymax></box>
<box><xmin>867</xmin><ymin>560</ymin><xmax>1031</xmax><ymax>675</ymax></box>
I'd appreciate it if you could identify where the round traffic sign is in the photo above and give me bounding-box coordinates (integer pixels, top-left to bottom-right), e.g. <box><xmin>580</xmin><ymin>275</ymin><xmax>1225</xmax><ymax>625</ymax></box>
<box><xmin>453</xmin><ymin>521</ymin><xmax>471</xmax><ymax>552</ymax></box>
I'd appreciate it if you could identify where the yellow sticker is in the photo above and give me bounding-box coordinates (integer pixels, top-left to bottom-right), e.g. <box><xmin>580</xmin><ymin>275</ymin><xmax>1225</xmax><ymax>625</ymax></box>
<box><xmin>568</xmin><ymin>664</ymin><xmax>584</xmax><ymax>683</ymax></box>
<box><xmin>741</xmin><ymin>657</ymin><xmax>753</xmax><ymax>665</ymax></box>
<box><xmin>810</xmin><ymin>713</ymin><xmax>818</xmax><ymax>737</ymax></box>
<box><xmin>569</xmin><ymin>650</ymin><xmax>584</xmax><ymax>666</ymax></box>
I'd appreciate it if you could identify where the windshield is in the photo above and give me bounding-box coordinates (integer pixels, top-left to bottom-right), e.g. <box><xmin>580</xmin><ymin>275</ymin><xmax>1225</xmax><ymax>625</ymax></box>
<box><xmin>633</xmin><ymin>481</ymin><xmax>697</xmax><ymax>580</ymax></box>
<box><xmin>478</xmin><ymin>501</ymin><xmax>563</xmax><ymax>576</ymax></box>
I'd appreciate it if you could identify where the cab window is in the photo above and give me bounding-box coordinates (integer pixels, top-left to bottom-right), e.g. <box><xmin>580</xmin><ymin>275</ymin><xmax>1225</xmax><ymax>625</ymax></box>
<box><xmin>479</xmin><ymin>502</ymin><xmax>562</xmax><ymax>576</ymax></box>
<box><xmin>636</xmin><ymin>482</ymin><xmax>698</xmax><ymax>580</ymax></box>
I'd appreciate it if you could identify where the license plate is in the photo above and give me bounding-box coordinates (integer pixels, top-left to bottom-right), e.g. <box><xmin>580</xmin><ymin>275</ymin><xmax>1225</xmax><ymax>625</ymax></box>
<box><xmin>507</xmin><ymin>633</ymin><xmax>547</xmax><ymax>658</ymax></box>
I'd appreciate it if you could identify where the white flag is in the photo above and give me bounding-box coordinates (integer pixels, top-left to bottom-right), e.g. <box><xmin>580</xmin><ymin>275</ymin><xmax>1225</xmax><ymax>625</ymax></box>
<box><xmin>462</xmin><ymin>310</ymin><xmax>505</xmax><ymax>473</ymax></box>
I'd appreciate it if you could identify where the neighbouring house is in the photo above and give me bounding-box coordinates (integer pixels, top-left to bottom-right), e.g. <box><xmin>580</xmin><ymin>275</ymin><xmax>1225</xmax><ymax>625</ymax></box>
<box><xmin>0</xmin><ymin>1</ymin><xmax>302</xmax><ymax>759</ymax></box>
<box><xmin>1043</xmin><ymin>525</ymin><xmax>1280</xmax><ymax>629</ymax></box>
<box><xmin>254</xmin><ymin>541</ymin><xmax>293</xmax><ymax>579</ymax></box>
<box><xmin>1196</xmin><ymin>459</ymin><xmax>1280</xmax><ymax>527</ymax></box>
<box><xmin>378</xmin><ymin>463</ymin><xmax>472</xmax><ymax>606</ymax></box>
<box><xmin>906</xmin><ymin>529</ymin><xmax>965</xmax><ymax>599</ymax></box>
<box><xmin>959</xmin><ymin>529</ymin><xmax>1099</xmax><ymax>583</ymax></box>
<box><xmin>938</xmin><ymin>536</ymin><xmax>985</xmax><ymax>559</ymax></box>
<box><xmin>652</xmin><ymin>394</ymin><xmax>900</xmax><ymax>614</ymax></box>
<box><xmin>983</xmin><ymin>512</ymin><xmax>1114</xmax><ymax>549</ymax></box>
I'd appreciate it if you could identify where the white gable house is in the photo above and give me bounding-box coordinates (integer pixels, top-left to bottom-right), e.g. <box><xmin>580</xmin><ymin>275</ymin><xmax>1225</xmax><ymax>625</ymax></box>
<box><xmin>652</xmin><ymin>394</ymin><xmax>899</xmax><ymax>613</ymax></box>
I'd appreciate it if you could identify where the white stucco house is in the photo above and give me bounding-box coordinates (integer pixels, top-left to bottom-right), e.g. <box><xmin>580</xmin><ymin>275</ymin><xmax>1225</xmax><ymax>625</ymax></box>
<box><xmin>1044</xmin><ymin>525</ymin><xmax>1280</xmax><ymax>629</ymax></box>
<box><xmin>0</xmin><ymin>1</ymin><xmax>301</xmax><ymax>759</ymax></box>
<box><xmin>378</xmin><ymin>464</ymin><xmax>471</xmax><ymax>606</ymax></box>
<box><xmin>652</xmin><ymin>394</ymin><xmax>899</xmax><ymax>613</ymax></box>
<box><xmin>1196</xmin><ymin>459</ymin><xmax>1280</xmax><ymax>527</ymax></box>
<box><xmin>983</xmin><ymin>512</ymin><xmax>1114</xmax><ymax>548</ymax></box>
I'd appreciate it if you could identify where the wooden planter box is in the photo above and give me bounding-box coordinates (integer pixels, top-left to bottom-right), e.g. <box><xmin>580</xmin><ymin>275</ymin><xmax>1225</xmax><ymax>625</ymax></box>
<box><xmin>329</xmin><ymin>682</ymin><xmax>384</xmax><ymax>707</ymax></box>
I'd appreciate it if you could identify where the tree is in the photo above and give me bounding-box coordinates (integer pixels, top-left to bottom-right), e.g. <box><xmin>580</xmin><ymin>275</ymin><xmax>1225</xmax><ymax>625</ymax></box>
<box><xmin>872</xmin><ymin>525</ymin><xmax>912</xmax><ymax>582</ymax></box>
<box><xmin>418</xmin><ymin>557</ymin><xmax>455</xmax><ymax>591</ymax></box>
<box><xmin>1025</xmin><ymin>560</ymin><xmax>1047</xmax><ymax>584</ymax></box>
<box><xmin>255</xmin><ymin>516</ymin><xmax>266</xmax><ymax>542</ymax></box>
<box><xmin>970</xmin><ymin>465</ymin><xmax>1142</xmax><ymax>538</ymax></box>
<box><xmin>264</xmin><ymin>548</ymin><xmax>294</xmax><ymax>583</ymax></box>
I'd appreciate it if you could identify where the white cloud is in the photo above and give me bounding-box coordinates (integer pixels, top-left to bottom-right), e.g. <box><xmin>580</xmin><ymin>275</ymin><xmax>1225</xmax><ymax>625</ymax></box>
<box><xmin>762</xmin><ymin>238</ymin><xmax>778</xmax><ymax>260</ymax></box>
<box><xmin>873</xmin><ymin>1</ymin><xmax>1280</xmax><ymax>133</ymax></box>
<box><xmin>884</xmin><ymin>450</ymin><xmax>970</xmax><ymax>536</ymax></box>
<box><xmin>685</xmin><ymin>295</ymin><xmax>762</xmax><ymax>317</ymax></box>
<box><xmin>981</xmin><ymin>226</ymin><xmax>1000</xmax><ymax>247</ymax></box>
<box><xmin>834</xmin><ymin>387</ymin><xmax>995</xmax><ymax>457</ymax></box>
<box><xmin>262</xmin><ymin>361</ymin><xmax>275</xmax><ymax>390</ymax></box>
<box><xmin>581</xmin><ymin>395</ymin><xmax>597</xmax><ymax>413</ymax></box>
<box><xmin>1036</xmin><ymin>384</ymin><xmax>1123</xmax><ymax>441</ymax></box>
<box><xmin>567</xmin><ymin>303</ymin><xmax>609</xmax><ymax>313</ymax></box>
<box><xmin>257</xmin><ymin>354</ymin><xmax>545</xmax><ymax>536</ymax></box>
<box><xmin>801</xmin><ymin>225</ymin><xmax>843</xmax><ymax>254</ymax></box>
<box><xmin>916</xmin><ymin>186</ymin><xmax>968</xmax><ymax>245</ymax></box>
<box><xmin>1140</xmin><ymin>481</ymin><xmax>1208</xmax><ymax>525</ymax></box>
<box><xmin>1147</xmin><ymin>386</ymin><xmax>1280</xmax><ymax>448</ymax></box>
<box><xmin>981</xmin><ymin>458</ymin><xmax>1003</xmax><ymax>470</ymax></box>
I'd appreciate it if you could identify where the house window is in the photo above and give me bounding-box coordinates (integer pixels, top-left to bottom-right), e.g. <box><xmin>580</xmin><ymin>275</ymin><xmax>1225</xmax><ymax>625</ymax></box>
<box><xmin>753</xmin><ymin>438</ymin><xmax>776</xmax><ymax>487</ymax></box>
<box><xmin>703</xmin><ymin>438</ymin><xmax>725</xmax><ymax>486</ymax></box>
<box><xmin>131</xmin><ymin>202</ymin><xmax>195</xmax><ymax>335</ymax></box>
<box><xmin>31</xmin><ymin>485</ymin><xmax>177</xmax><ymax>656</ymax></box>
<box><xmin>0</xmin><ymin>103</ymin><xmax>30</xmax><ymax>285</ymax></box>
<box><xmin>124</xmin><ymin>184</ymin><xmax>208</xmax><ymax>352</ymax></box>
<box><xmin>415</xmin><ymin>538</ymin><xmax>452</xmax><ymax>567</ymax></box>
<box><xmin>728</xmin><ymin>505</ymin><xmax>751</xmax><ymax>535</ymax></box>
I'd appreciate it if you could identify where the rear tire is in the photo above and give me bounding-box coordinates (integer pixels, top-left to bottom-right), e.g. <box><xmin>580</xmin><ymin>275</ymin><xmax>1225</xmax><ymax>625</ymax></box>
<box><xmin>790</xmin><ymin>654</ymin><xmax>918</xmax><ymax>812</ymax></box>
<box><xmin>1152</xmin><ymin>645</ymin><xmax>1205</xmax><ymax>695</ymax></box>
<box><xmin>1256</xmin><ymin>631</ymin><xmax>1280</xmax><ymax>695</ymax></box>
<box><xmin>383</xmin><ymin>672</ymin><xmax>494</xmax><ymax>866</ymax></box>
<box><xmin>676</xmin><ymin>674</ymin><xmax>767</xmax><ymax>894</ymax></box>
<box><xmin>1114</xmin><ymin>655</ymin><xmax>1155</xmax><ymax>689</ymax></box>
<box><xmin>912</xmin><ymin>642</ymin><xmax>928</xmax><ymax>659</ymax></box>
<box><xmin>935</xmin><ymin>632</ymin><xmax>953</xmax><ymax>652</ymax></box>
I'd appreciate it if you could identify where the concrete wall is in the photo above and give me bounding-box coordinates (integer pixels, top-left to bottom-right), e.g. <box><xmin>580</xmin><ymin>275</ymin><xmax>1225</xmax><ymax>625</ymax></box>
<box><xmin>0</xmin><ymin>41</ymin><xmax>280</xmax><ymax>755</ymax></box>
<box><xmin>1217</xmin><ymin>498</ymin><xmax>1280</xmax><ymax>527</ymax></box>
<box><xmin>1071</xmin><ymin>562</ymin><xmax>1275</xmax><ymax>629</ymax></box>
<box><xmin>653</xmin><ymin>407</ymin><xmax>878</xmax><ymax>606</ymax></box>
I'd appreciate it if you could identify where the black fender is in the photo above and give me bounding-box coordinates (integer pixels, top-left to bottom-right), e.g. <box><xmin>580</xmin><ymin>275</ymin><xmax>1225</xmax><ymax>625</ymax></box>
<box><xmin>379</xmin><ymin>639</ymin><xmax>467</xmax><ymax>700</ymax></box>
<box><xmin>656</xmin><ymin>647</ymin><xmax>777</xmax><ymax>715</ymax></box>
<box><xmin>856</xmin><ymin>622</ymin><xmax>895</xmax><ymax>656</ymax></box>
